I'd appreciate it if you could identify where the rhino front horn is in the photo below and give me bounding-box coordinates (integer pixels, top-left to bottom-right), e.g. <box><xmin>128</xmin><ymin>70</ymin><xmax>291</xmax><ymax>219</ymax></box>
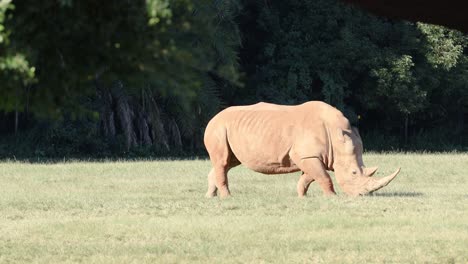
<box><xmin>366</xmin><ymin>168</ymin><xmax>401</xmax><ymax>194</ymax></box>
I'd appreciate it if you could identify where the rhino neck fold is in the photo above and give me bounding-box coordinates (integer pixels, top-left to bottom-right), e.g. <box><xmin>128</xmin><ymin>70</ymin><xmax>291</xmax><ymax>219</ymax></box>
<box><xmin>325</xmin><ymin>125</ymin><xmax>334</xmax><ymax>171</ymax></box>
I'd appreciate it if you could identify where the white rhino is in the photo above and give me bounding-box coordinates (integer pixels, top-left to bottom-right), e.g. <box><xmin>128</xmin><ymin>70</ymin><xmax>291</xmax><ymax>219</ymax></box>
<box><xmin>204</xmin><ymin>101</ymin><xmax>400</xmax><ymax>197</ymax></box>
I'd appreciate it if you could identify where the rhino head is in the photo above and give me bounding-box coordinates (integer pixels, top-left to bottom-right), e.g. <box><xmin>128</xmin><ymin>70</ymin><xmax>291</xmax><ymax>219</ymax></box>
<box><xmin>332</xmin><ymin>127</ymin><xmax>400</xmax><ymax>196</ymax></box>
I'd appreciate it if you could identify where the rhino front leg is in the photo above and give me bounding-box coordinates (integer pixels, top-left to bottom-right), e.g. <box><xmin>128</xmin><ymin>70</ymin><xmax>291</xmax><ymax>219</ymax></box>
<box><xmin>297</xmin><ymin>172</ymin><xmax>315</xmax><ymax>197</ymax></box>
<box><xmin>298</xmin><ymin>158</ymin><xmax>336</xmax><ymax>196</ymax></box>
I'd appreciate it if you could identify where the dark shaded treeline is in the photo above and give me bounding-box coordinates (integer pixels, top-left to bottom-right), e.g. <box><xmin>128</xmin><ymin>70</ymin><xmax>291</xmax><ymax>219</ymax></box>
<box><xmin>343</xmin><ymin>0</ymin><xmax>468</xmax><ymax>33</ymax></box>
<box><xmin>0</xmin><ymin>0</ymin><xmax>466</xmax><ymax>159</ymax></box>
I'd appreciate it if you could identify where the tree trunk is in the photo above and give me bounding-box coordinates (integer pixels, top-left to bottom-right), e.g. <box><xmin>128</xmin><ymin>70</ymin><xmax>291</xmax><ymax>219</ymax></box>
<box><xmin>95</xmin><ymin>76</ymin><xmax>116</xmax><ymax>139</ymax></box>
<box><xmin>404</xmin><ymin>114</ymin><xmax>409</xmax><ymax>146</ymax></box>
<box><xmin>24</xmin><ymin>85</ymin><xmax>30</xmax><ymax>127</ymax></box>
<box><xmin>145</xmin><ymin>90</ymin><xmax>170</xmax><ymax>151</ymax></box>
<box><xmin>113</xmin><ymin>82</ymin><xmax>137</xmax><ymax>151</ymax></box>
<box><xmin>457</xmin><ymin>100</ymin><xmax>465</xmax><ymax>144</ymax></box>
<box><xmin>136</xmin><ymin>111</ymin><xmax>152</xmax><ymax>146</ymax></box>
<box><xmin>14</xmin><ymin>110</ymin><xmax>18</xmax><ymax>134</ymax></box>
<box><xmin>168</xmin><ymin>118</ymin><xmax>182</xmax><ymax>149</ymax></box>
<box><xmin>14</xmin><ymin>88</ymin><xmax>19</xmax><ymax>134</ymax></box>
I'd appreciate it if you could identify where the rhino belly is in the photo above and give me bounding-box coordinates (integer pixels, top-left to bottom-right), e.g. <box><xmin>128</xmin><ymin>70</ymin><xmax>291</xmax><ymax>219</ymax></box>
<box><xmin>227</xmin><ymin>127</ymin><xmax>300</xmax><ymax>174</ymax></box>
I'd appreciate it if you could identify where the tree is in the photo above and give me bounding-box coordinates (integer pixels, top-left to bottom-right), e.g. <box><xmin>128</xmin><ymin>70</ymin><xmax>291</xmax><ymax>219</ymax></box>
<box><xmin>1</xmin><ymin>0</ymin><xmax>242</xmax><ymax>155</ymax></box>
<box><xmin>238</xmin><ymin>0</ymin><xmax>467</xmax><ymax>148</ymax></box>
<box><xmin>0</xmin><ymin>0</ymin><xmax>36</xmax><ymax>133</ymax></box>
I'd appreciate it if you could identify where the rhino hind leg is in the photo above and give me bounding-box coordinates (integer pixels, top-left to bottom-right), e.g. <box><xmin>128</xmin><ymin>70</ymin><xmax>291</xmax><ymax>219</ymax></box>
<box><xmin>205</xmin><ymin>163</ymin><xmax>239</xmax><ymax>198</ymax></box>
<box><xmin>296</xmin><ymin>158</ymin><xmax>336</xmax><ymax>197</ymax></box>
<box><xmin>205</xmin><ymin>168</ymin><xmax>218</xmax><ymax>198</ymax></box>
<box><xmin>205</xmin><ymin>127</ymin><xmax>239</xmax><ymax>198</ymax></box>
<box><xmin>214</xmin><ymin>166</ymin><xmax>231</xmax><ymax>198</ymax></box>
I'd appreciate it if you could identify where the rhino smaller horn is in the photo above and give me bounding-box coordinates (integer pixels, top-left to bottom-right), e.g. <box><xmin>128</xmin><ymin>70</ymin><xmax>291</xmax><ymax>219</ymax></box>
<box><xmin>367</xmin><ymin>168</ymin><xmax>401</xmax><ymax>194</ymax></box>
<box><xmin>364</xmin><ymin>166</ymin><xmax>378</xmax><ymax>177</ymax></box>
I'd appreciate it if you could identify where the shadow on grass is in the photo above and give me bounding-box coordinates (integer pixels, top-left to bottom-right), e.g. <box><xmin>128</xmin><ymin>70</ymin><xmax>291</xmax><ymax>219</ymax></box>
<box><xmin>368</xmin><ymin>192</ymin><xmax>424</xmax><ymax>197</ymax></box>
<box><xmin>0</xmin><ymin>155</ymin><xmax>210</xmax><ymax>164</ymax></box>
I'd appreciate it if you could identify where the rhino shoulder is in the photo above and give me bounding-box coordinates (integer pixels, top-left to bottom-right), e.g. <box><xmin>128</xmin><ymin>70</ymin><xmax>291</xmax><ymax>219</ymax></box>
<box><xmin>226</xmin><ymin>102</ymin><xmax>283</xmax><ymax>112</ymax></box>
<box><xmin>301</xmin><ymin>102</ymin><xmax>349</xmax><ymax>126</ymax></box>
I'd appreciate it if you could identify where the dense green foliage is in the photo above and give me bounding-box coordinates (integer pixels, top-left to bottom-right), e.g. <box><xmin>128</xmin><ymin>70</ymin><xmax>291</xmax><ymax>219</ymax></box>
<box><xmin>239</xmin><ymin>0</ymin><xmax>467</xmax><ymax>149</ymax></box>
<box><xmin>0</xmin><ymin>0</ymin><xmax>467</xmax><ymax>158</ymax></box>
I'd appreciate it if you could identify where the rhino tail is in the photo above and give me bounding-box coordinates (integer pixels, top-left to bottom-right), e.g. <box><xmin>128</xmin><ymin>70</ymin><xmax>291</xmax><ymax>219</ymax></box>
<box><xmin>205</xmin><ymin>123</ymin><xmax>239</xmax><ymax>168</ymax></box>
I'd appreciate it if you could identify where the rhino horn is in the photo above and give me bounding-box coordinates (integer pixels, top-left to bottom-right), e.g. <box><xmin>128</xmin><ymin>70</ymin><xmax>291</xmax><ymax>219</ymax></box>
<box><xmin>365</xmin><ymin>168</ymin><xmax>401</xmax><ymax>194</ymax></box>
<box><xmin>363</xmin><ymin>166</ymin><xmax>378</xmax><ymax>177</ymax></box>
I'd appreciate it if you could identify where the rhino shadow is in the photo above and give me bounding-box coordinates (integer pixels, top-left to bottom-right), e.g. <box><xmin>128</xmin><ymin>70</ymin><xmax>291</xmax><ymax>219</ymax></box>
<box><xmin>368</xmin><ymin>192</ymin><xmax>424</xmax><ymax>197</ymax></box>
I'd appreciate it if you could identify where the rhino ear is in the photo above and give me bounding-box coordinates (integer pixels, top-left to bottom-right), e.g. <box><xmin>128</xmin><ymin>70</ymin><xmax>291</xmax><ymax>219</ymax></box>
<box><xmin>351</xmin><ymin>126</ymin><xmax>361</xmax><ymax>137</ymax></box>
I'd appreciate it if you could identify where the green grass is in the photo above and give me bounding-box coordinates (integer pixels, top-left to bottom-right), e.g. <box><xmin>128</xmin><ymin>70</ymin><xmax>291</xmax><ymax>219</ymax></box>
<box><xmin>0</xmin><ymin>153</ymin><xmax>467</xmax><ymax>263</ymax></box>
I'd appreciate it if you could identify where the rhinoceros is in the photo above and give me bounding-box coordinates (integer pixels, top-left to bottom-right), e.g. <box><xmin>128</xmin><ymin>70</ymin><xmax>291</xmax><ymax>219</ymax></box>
<box><xmin>204</xmin><ymin>101</ymin><xmax>400</xmax><ymax>198</ymax></box>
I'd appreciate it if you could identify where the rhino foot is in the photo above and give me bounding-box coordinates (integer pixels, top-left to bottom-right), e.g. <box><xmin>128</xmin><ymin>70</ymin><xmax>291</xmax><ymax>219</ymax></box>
<box><xmin>205</xmin><ymin>191</ymin><xmax>217</xmax><ymax>198</ymax></box>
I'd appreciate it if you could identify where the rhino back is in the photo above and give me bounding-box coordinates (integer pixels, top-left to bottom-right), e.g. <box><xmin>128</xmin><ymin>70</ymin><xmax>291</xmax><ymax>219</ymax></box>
<box><xmin>219</xmin><ymin>102</ymin><xmax>327</xmax><ymax>173</ymax></box>
<box><xmin>205</xmin><ymin>101</ymin><xmax>349</xmax><ymax>173</ymax></box>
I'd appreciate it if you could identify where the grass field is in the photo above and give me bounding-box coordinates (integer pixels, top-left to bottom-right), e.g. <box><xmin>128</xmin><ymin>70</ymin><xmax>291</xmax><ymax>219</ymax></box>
<box><xmin>0</xmin><ymin>153</ymin><xmax>467</xmax><ymax>263</ymax></box>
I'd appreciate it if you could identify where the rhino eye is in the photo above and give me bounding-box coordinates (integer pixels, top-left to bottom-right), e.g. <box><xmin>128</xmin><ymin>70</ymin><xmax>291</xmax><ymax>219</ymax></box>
<box><xmin>352</xmin><ymin>170</ymin><xmax>357</xmax><ymax>175</ymax></box>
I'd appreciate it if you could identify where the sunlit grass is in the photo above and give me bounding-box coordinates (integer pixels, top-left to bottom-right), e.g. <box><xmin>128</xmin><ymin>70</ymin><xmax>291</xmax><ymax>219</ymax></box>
<box><xmin>0</xmin><ymin>153</ymin><xmax>467</xmax><ymax>263</ymax></box>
